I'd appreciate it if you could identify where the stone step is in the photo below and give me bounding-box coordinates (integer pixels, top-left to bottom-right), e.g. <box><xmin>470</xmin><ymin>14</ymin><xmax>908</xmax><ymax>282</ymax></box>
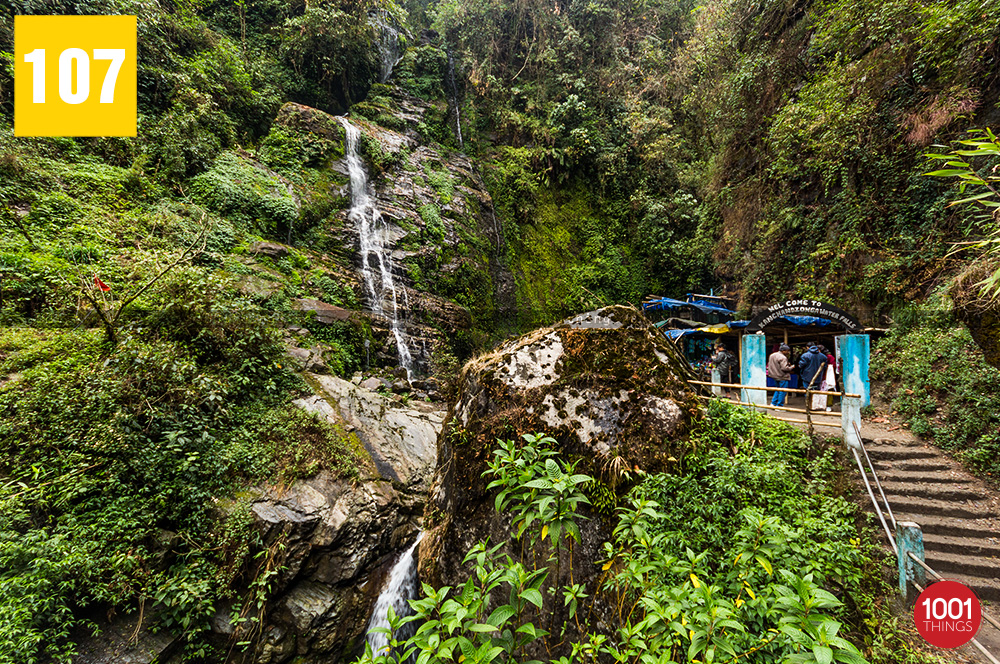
<box><xmin>872</xmin><ymin>470</ymin><xmax>971</xmax><ymax>485</ymax></box>
<box><xmin>885</xmin><ymin>496</ymin><xmax>997</xmax><ymax>520</ymax></box>
<box><xmin>879</xmin><ymin>481</ymin><xmax>986</xmax><ymax>502</ymax></box>
<box><xmin>893</xmin><ymin>514</ymin><xmax>1000</xmax><ymax>541</ymax></box>
<box><xmin>923</xmin><ymin>533</ymin><xmax>1000</xmax><ymax>558</ymax></box>
<box><xmin>925</xmin><ymin>551</ymin><xmax>1000</xmax><ymax>581</ymax></box>
<box><xmin>866</xmin><ymin>446</ymin><xmax>939</xmax><ymax>461</ymax></box>
<box><xmin>928</xmin><ymin>573</ymin><xmax>1000</xmax><ymax>604</ymax></box>
<box><xmin>874</xmin><ymin>460</ymin><xmax>953</xmax><ymax>472</ymax></box>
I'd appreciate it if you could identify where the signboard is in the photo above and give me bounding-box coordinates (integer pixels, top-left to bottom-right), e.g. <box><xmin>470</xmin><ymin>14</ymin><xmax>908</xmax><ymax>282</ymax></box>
<box><xmin>15</xmin><ymin>15</ymin><xmax>137</xmax><ymax>137</ymax></box>
<box><xmin>744</xmin><ymin>299</ymin><xmax>861</xmax><ymax>333</ymax></box>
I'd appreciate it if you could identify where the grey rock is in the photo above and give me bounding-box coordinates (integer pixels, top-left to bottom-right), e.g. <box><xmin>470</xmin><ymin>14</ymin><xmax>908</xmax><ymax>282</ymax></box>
<box><xmin>292</xmin><ymin>298</ymin><xmax>354</xmax><ymax>324</ymax></box>
<box><xmin>393</xmin><ymin>366</ymin><xmax>409</xmax><ymax>380</ymax></box>
<box><xmin>360</xmin><ymin>377</ymin><xmax>383</xmax><ymax>392</ymax></box>
<box><xmin>283</xmin><ymin>582</ymin><xmax>337</xmax><ymax>631</ymax></box>
<box><xmin>248</xmin><ymin>241</ymin><xmax>290</xmax><ymax>259</ymax></box>
<box><xmin>69</xmin><ymin>612</ymin><xmax>179</xmax><ymax>664</ymax></box>
<box><xmin>391</xmin><ymin>379</ymin><xmax>411</xmax><ymax>394</ymax></box>
<box><xmin>300</xmin><ymin>375</ymin><xmax>443</xmax><ymax>488</ymax></box>
<box><xmin>423</xmin><ymin>306</ymin><xmax>700</xmax><ymax>648</ymax></box>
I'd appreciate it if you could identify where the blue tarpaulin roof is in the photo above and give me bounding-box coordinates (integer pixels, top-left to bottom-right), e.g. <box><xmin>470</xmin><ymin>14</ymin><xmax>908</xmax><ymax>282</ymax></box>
<box><xmin>643</xmin><ymin>297</ymin><xmax>736</xmax><ymax>316</ymax></box>
<box><xmin>661</xmin><ymin>316</ymin><xmax>837</xmax><ymax>339</ymax></box>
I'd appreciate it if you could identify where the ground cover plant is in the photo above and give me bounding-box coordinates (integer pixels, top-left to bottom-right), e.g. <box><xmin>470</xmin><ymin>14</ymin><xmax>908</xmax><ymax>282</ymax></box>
<box><xmin>363</xmin><ymin>402</ymin><xmax>941</xmax><ymax>664</ymax></box>
<box><xmin>0</xmin><ymin>312</ymin><xmax>365</xmax><ymax>662</ymax></box>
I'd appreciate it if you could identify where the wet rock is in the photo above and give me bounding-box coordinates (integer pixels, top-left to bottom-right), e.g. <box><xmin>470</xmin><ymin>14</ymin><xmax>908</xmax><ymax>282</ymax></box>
<box><xmin>283</xmin><ymin>582</ymin><xmax>338</xmax><ymax>632</ymax></box>
<box><xmin>247</xmin><ymin>471</ymin><xmax>423</xmax><ymax>664</ymax></box>
<box><xmin>393</xmin><ymin>366</ymin><xmax>409</xmax><ymax>380</ymax></box>
<box><xmin>292</xmin><ymin>298</ymin><xmax>355</xmax><ymax>324</ymax></box>
<box><xmin>298</xmin><ymin>375</ymin><xmax>444</xmax><ymax>488</ymax></box>
<box><xmin>391</xmin><ymin>379</ymin><xmax>410</xmax><ymax>394</ymax></box>
<box><xmin>248</xmin><ymin>241</ymin><xmax>290</xmax><ymax>259</ymax></box>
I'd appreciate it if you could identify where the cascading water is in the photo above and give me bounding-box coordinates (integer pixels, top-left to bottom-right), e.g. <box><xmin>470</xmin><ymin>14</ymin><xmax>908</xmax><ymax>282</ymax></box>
<box><xmin>366</xmin><ymin>532</ymin><xmax>424</xmax><ymax>659</ymax></box>
<box><xmin>372</xmin><ymin>12</ymin><xmax>405</xmax><ymax>83</ymax></box>
<box><xmin>340</xmin><ymin>117</ymin><xmax>414</xmax><ymax>377</ymax></box>
<box><xmin>445</xmin><ymin>49</ymin><xmax>464</xmax><ymax>149</ymax></box>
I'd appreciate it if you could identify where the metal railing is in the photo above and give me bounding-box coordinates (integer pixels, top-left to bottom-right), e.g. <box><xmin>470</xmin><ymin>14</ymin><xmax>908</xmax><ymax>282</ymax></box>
<box><xmin>699</xmin><ymin>381</ymin><xmax>1000</xmax><ymax>661</ymax></box>
<box><xmin>850</xmin><ymin>420</ymin><xmax>1000</xmax><ymax>663</ymax></box>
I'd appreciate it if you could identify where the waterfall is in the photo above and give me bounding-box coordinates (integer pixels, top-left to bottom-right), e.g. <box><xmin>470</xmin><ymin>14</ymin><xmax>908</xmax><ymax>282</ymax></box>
<box><xmin>372</xmin><ymin>12</ymin><xmax>405</xmax><ymax>83</ymax></box>
<box><xmin>339</xmin><ymin>117</ymin><xmax>415</xmax><ymax>377</ymax></box>
<box><xmin>445</xmin><ymin>49</ymin><xmax>464</xmax><ymax>148</ymax></box>
<box><xmin>367</xmin><ymin>532</ymin><xmax>424</xmax><ymax>659</ymax></box>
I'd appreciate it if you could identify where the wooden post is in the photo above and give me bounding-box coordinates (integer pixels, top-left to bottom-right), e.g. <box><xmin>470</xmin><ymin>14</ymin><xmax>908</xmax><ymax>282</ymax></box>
<box><xmin>898</xmin><ymin>522</ymin><xmax>926</xmax><ymax>600</ymax></box>
<box><xmin>805</xmin><ymin>389</ymin><xmax>813</xmax><ymax>436</ymax></box>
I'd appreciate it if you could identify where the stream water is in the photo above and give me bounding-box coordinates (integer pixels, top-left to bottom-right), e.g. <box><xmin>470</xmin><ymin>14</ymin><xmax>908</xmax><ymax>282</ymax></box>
<box><xmin>339</xmin><ymin>117</ymin><xmax>415</xmax><ymax>378</ymax></box>
<box><xmin>366</xmin><ymin>532</ymin><xmax>424</xmax><ymax>659</ymax></box>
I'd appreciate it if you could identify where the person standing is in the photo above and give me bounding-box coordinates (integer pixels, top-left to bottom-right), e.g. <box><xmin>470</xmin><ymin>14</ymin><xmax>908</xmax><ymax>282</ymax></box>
<box><xmin>712</xmin><ymin>342</ymin><xmax>738</xmax><ymax>398</ymax></box>
<box><xmin>798</xmin><ymin>343</ymin><xmax>829</xmax><ymax>409</ymax></box>
<box><xmin>767</xmin><ymin>343</ymin><xmax>794</xmax><ymax>407</ymax></box>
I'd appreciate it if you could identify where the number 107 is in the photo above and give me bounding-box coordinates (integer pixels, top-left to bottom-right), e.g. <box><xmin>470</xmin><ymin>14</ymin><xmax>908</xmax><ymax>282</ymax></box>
<box><xmin>23</xmin><ymin>48</ymin><xmax>126</xmax><ymax>105</ymax></box>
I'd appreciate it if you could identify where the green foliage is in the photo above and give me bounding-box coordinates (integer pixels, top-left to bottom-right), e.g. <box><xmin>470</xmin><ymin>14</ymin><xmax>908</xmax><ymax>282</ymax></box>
<box><xmin>189</xmin><ymin>152</ymin><xmax>298</xmax><ymax>237</ymax></box>
<box><xmin>419</xmin><ymin>203</ymin><xmax>445</xmax><ymax>243</ymax></box>
<box><xmin>871</xmin><ymin>298</ymin><xmax>1000</xmax><ymax>482</ymax></box>
<box><xmin>362</xmin><ymin>413</ymin><xmax>929</xmax><ymax>664</ymax></box>
<box><xmin>0</xmin><ymin>282</ymin><xmax>355</xmax><ymax>660</ymax></box>
<box><xmin>485</xmin><ymin>433</ymin><xmax>592</xmax><ymax>548</ymax></box>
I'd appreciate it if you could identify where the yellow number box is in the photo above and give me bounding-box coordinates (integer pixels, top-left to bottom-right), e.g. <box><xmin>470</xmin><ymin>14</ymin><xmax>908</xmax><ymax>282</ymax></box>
<box><xmin>15</xmin><ymin>15</ymin><xmax>137</xmax><ymax>137</ymax></box>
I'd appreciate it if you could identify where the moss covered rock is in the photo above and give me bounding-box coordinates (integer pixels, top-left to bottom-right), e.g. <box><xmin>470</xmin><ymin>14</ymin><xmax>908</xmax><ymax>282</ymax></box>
<box><xmin>420</xmin><ymin>304</ymin><xmax>700</xmax><ymax>599</ymax></box>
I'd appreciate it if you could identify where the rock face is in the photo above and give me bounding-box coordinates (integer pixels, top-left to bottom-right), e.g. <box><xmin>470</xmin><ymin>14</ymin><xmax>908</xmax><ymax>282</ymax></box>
<box><xmin>420</xmin><ymin>306</ymin><xmax>699</xmax><ymax>653</ymax></box>
<box><xmin>249</xmin><ymin>474</ymin><xmax>424</xmax><ymax>664</ymax></box>
<box><xmin>301</xmin><ymin>374</ymin><xmax>443</xmax><ymax>488</ymax></box>
<box><xmin>314</xmin><ymin>87</ymin><xmax>505</xmax><ymax>372</ymax></box>
<box><xmin>243</xmin><ymin>375</ymin><xmax>445</xmax><ymax>663</ymax></box>
<box><xmin>952</xmin><ymin>262</ymin><xmax>1000</xmax><ymax>369</ymax></box>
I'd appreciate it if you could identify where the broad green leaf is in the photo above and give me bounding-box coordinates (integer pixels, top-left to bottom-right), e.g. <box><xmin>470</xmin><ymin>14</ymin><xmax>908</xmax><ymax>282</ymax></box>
<box><xmin>520</xmin><ymin>588</ymin><xmax>543</xmax><ymax>608</ymax></box>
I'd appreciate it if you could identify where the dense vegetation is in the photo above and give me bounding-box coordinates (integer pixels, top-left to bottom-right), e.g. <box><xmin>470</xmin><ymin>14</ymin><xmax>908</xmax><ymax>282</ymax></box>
<box><xmin>871</xmin><ymin>296</ymin><xmax>1000</xmax><ymax>483</ymax></box>
<box><xmin>431</xmin><ymin>0</ymin><xmax>1000</xmax><ymax>320</ymax></box>
<box><xmin>367</xmin><ymin>404</ymin><xmax>940</xmax><ymax>664</ymax></box>
<box><xmin>2</xmin><ymin>0</ymin><xmax>1000</xmax><ymax>661</ymax></box>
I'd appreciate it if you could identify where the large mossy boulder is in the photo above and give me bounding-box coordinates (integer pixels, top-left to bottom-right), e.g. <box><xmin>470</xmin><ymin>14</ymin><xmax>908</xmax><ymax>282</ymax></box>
<box><xmin>420</xmin><ymin>305</ymin><xmax>701</xmax><ymax>622</ymax></box>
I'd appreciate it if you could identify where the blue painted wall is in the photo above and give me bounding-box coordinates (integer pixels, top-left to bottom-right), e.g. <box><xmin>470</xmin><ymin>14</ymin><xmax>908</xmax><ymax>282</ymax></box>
<box><xmin>840</xmin><ymin>334</ymin><xmax>870</xmax><ymax>407</ymax></box>
<box><xmin>741</xmin><ymin>334</ymin><xmax>767</xmax><ymax>406</ymax></box>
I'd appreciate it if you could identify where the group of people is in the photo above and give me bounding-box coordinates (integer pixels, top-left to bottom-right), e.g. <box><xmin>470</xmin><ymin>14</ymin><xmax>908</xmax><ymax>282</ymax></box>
<box><xmin>767</xmin><ymin>342</ymin><xmax>837</xmax><ymax>408</ymax></box>
<box><xmin>710</xmin><ymin>340</ymin><xmax>838</xmax><ymax>409</ymax></box>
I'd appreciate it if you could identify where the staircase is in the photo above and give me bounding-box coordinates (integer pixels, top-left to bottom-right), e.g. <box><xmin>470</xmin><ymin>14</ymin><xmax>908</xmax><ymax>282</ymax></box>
<box><xmin>864</xmin><ymin>438</ymin><xmax>1000</xmax><ymax>603</ymax></box>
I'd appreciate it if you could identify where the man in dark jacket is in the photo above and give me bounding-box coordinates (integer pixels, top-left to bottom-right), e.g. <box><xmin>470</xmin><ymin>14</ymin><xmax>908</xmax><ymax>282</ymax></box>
<box><xmin>712</xmin><ymin>342</ymin><xmax>738</xmax><ymax>397</ymax></box>
<box><xmin>797</xmin><ymin>345</ymin><xmax>828</xmax><ymax>390</ymax></box>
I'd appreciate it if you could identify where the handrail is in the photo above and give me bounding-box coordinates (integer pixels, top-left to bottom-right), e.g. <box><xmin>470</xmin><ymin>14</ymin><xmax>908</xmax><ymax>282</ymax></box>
<box><xmin>854</xmin><ymin>421</ymin><xmax>896</xmax><ymax>530</ymax></box>
<box><xmin>909</xmin><ymin>574</ymin><xmax>1000</xmax><ymax>664</ymax></box>
<box><xmin>689</xmin><ymin>380</ymin><xmax>860</xmax><ymax>398</ymax></box>
<box><xmin>852</xmin><ymin>446</ymin><xmax>897</xmax><ymax>555</ymax></box>
<box><xmin>849</xmin><ymin>426</ymin><xmax>1000</xmax><ymax>659</ymax></box>
<box><xmin>695</xmin><ymin>394</ymin><xmax>836</xmax><ymax>416</ymax></box>
<box><xmin>907</xmin><ymin>552</ymin><xmax>1000</xmax><ymax>635</ymax></box>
